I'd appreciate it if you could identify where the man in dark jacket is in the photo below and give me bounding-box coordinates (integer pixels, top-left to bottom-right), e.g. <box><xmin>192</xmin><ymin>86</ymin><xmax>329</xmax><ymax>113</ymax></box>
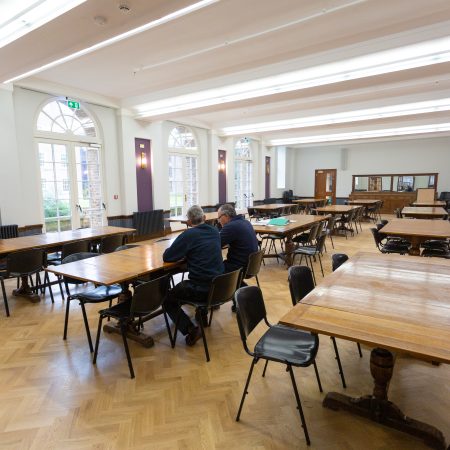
<box><xmin>163</xmin><ymin>205</ymin><xmax>224</xmax><ymax>346</ymax></box>
<box><xmin>218</xmin><ymin>204</ymin><xmax>259</xmax><ymax>274</ymax></box>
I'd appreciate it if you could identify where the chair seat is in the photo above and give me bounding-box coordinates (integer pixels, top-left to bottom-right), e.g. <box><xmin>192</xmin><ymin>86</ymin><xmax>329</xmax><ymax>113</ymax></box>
<box><xmin>262</xmin><ymin>234</ymin><xmax>283</xmax><ymax>240</ymax></box>
<box><xmin>422</xmin><ymin>248</ymin><xmax>450</xmax><ymax>258</ymax></box>
<box><xmin>293</xmin><ymin>246</ymin><xmax>317</xmax><ymax>256</ymax></box>
<box><xmin>381</xmin><ymin>242</ymin><xmax>410</xmax><ymax>253</ymax></box>
<box><xmin>254</xmin><ymin>324</ymin><xmax>317</xmax><ymax>367</ymax></box>
<box><xmin>71</xmin><ymin>284</ymin><xmax>122</xmax><ymax>302</ymax></box>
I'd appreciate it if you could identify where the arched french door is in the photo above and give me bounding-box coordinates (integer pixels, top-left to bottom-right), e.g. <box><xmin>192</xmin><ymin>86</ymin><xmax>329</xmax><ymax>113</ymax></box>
<box><xmin>35</xmin><ymin>99</ymin><xmax>105</xmax><ymax>231</ymax></box>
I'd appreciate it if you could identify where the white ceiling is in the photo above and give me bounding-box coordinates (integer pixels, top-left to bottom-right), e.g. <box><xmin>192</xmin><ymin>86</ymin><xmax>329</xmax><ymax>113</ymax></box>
<box><xmin>2</xmin><ymin>0</ymin><xmax>450</xmax><ymax>146</ymax></box>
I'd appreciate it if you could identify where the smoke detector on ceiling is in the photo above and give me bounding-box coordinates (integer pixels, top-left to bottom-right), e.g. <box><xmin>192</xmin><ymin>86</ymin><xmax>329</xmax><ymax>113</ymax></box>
<box><xmin>94</xmin><ymin>15</ymin><xmax>107</xmax><ymax>26</ymax></box>
<box><xmin>119</xmin><ymin>3</ymin><xmax>131</xmax><ymax>13</ymax></box>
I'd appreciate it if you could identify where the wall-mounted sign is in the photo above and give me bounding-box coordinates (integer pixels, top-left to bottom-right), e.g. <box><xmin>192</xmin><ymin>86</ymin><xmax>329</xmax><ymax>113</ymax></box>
<box><xmin>67</xmin><ymin>99</ymin><xmax>80</xmax><ymax>109</ymax></box>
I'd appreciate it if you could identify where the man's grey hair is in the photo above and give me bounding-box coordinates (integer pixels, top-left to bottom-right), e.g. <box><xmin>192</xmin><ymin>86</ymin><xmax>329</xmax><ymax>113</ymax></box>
<box><xmin>218</xmin><ymin>203</ymin><xmax>237</xmax><ymax>218</ymax></box>
<box><xmin>187</xmin><ymin>205</ymin><xmax>205</xmax><ymax>225</ymax></box>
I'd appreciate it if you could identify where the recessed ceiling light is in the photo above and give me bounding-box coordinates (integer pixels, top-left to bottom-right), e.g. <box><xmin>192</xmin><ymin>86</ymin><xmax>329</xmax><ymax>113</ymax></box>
<box><xmin>267</xmin><ymin>123</ymin><xmax>450</xmax><ymax>146</ymax></box>
<box><xmin>219</xmin><ymin>98</ymin><xmax>450</xmax><ymax>135</ymax></box>
<box><xmin>3</xmin><ymin>0</ymin><xmax>219</xmax><ymax>84</ymax></box>
<box><xmin>0</xmin><ymin>0</ymin><xmax>87</xmax><ymax>50</ymax></box>
<box><xmin>135</xmin><ymin>36</ymin><xmax>450</xmax><ymax>118</ymax></box>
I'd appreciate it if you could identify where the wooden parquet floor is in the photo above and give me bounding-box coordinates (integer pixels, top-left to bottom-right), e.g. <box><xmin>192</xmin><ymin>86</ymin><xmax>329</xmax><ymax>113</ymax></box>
<box><xmin>0</xmin><ymin>216</ymin><xmax>448</xmax><ymax>449</ymax></box>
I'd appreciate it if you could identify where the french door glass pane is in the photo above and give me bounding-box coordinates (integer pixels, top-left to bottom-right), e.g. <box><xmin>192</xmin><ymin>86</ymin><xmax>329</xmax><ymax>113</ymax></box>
<box><xmin>75</xmin><ymin>146</ymin><xmax>104</xmax><ymax>228</ymax></box>
<box><xmin>168</xmin><ymin>154</ymin><xmax>198</xmax><ymax>216</ymax></box>
<box><xmin>234</xmin><ymin>160</ymin><xmax>252</xmax><ymax>209</ymax></box>
<box><xmin>39</xmin><ymin>143</ymin><xmax>72</xmax><ymax>232</ymax></box>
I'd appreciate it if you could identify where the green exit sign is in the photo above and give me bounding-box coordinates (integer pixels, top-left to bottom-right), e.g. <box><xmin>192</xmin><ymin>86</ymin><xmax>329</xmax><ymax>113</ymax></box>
<box><xmin>67</xmin><ymin>99</ymin><xmax>80</xmax><ymax>109</ymax></box>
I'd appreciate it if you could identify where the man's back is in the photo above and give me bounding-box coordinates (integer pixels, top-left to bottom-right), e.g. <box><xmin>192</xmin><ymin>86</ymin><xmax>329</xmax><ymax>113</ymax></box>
<box><xmin>220</xmin><ymin>215</ymin><xmax>259</xmax><ymax>271</ymax></box>
<box><xmin>163</xmin><ymin>223</ymin><xmax>224</xmax><ymax>289</ymax></box>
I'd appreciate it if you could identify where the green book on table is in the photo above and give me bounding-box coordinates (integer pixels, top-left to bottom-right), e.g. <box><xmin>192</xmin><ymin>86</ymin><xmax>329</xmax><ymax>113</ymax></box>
<box><xmin>268</xmin><ymin>217</ymin><xmax>289</xmax><ymax>226</ymax></box>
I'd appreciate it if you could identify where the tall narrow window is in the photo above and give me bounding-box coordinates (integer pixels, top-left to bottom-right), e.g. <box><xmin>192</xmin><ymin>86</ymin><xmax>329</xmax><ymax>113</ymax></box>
<box><xmin>168</xmin><ymin>125</ymin><xmax>199</xmax><ymax>216</ymax></box>
<box><xmin>276</xmin><ymin>146</ymin><xmax>286</xmax><ymax>189</ymax></box>
<box><xmin>35</xmin><ymin>98</ymin><xmax>104</xmax><ymax>231</ymax></box>
<box><xmin>234</xmin><ymin>138</ymin><xmax>253</xmax><ymax>209</ymax></box>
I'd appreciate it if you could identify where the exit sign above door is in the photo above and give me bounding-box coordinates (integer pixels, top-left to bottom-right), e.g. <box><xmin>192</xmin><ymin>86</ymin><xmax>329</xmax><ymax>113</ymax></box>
<box><xmin>67</xmin><ymin>99</ymin><xmax>80</xmax><ymax>109</ymax></box>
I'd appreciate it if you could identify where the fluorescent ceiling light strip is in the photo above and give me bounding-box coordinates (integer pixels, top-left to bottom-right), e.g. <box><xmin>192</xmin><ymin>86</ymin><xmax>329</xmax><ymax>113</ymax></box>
<box><xmin>0</xmin><ymin>0</ymin><xmax>87</xmax><ymax>49</ymax></box>
<box><xmin>135</xmin><ymin>36</ymin><xmax>450</xmax><ymax>117</ymax></box>
<box><xmin>220</xmin><ymin>98</ymin><xmax>450</xmax><ymax>135</ymax></box>
<box><xmin>3</xmin><ymin>0</ymin><xmax>218</xmax><ymax>84</ymax></box>
<box><xmin>268</xmin><ymin>123</ymin><xmax>450</xmax><ymax>146</ymax></box>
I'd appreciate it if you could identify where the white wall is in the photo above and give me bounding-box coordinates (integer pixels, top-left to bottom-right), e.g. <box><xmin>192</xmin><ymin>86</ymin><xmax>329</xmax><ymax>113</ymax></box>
<box><xmin>290</xmin><ymin>137</ymin><xmax>450</xmax><ymax>197</ymax></box>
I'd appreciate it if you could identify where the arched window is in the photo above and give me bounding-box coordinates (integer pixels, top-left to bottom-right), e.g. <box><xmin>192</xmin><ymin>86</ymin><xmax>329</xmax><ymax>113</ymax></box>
<box><xmin>168</xmin><ymin>125</ymin><xmax>199</xmax><ymax>216</ymax></box>
<box><xmin>35</xmin><ymin>99</ymin><xmax>104</xmax><ymax>232</ymax></box>
<box><xmin>234</xmin><ymin>137</ymin><xmax>253</xmax><ymax>208</ymax></box>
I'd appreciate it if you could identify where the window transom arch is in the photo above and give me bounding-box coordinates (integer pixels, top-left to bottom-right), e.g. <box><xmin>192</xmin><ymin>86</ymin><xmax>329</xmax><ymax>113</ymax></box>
<box><xmin>168</xmin><ymin>125</ymin><xmax>197</xmax><ymax>150</ymax></box>
<box><xmin>235</xmin><ymin>137</ymin><xmax>252</xmax><ymax>160</ymax></box>
<box><xmin>36</xmin><ymin>98</ymin><xmax>98</xmax><ymax>141</ymax></box>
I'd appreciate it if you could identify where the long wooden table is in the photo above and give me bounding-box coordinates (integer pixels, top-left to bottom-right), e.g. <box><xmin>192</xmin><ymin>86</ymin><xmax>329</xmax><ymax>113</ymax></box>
<box><xmin>279</xmin><ymin>252</ymin><xmax>450</xmax><ymax>449</ymax></box>
<box><xmin>0</xmin><ymin>226</ymin><xmax>135</xmax><ymax>302</ymax></box>
<box><xmin>402</xmin><ymin>206</ymin><xmax>448</xmax><ymax>219</ymax></box>
<box><xmin>169</xmin><ymin>210</ymin><xmax>247</xmax><ymax>225</ymax></box>
<box><xmin>252</xmin><ymin>203</ymin><xmax>295</xmax><ymax>213</ymax></box>
<box><xmin>292</xmin><ymin>198</ymin><xmax>325</xmax><ymax>213</ymax></box>
<box><xmin>381</xmin><ymin>218</ymin><xmax>450</xmax><ymax>255</ymax></box>
<box><xmin>252</xmin><ymin>214</ymin><xmax>328</xmax><ymax>266</ymax></box>
<box><xmin>346</xmin><ymin>199</ymin><xmax>380</xmax><ymax>205</ymax></box>
<box><xmin>412</xmin><ymin>201</ymin><xmax>446</xmax><ymax>207</ymax></box>
<box><xmin>46</xmin><ymin>239</ymin><xmax>180</xmax><ymax>347</ymax></box>
<box><xmin>316</xmin><ymin>205</ymin><xmax>359</xmax><ymax>215</ymax></box>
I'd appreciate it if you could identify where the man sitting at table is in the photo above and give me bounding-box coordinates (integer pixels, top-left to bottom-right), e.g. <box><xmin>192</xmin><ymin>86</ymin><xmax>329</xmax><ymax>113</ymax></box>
<box><xmin>217</xmin><ymin>203</ymin><xmax>259</xmax><ymax>282</ymax></box>
<box><xmin>163</xmin><ymin>205</ymin><xmax>224</xmax><ymax>346</ymax></box>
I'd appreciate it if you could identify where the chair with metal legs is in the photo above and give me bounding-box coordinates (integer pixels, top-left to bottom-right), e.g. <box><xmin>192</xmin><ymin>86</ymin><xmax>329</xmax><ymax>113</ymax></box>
<box><xmin>93</xmin><ymin>275</ymin><xmax>172</xmax><ymax>378</ymax></box>
<box><xmin>62</xmin><ymin>252</ymin><xmax>122</xmax><ymax>353</ymax></box>
<box><xmin>172</xmin><ymin>269</ymin><xmax>242</xmax><ymax>362</ymax></box>
<box><xmin>288</xmin><ymin>265</ymin><xmax>347</xmax><ymax>388</ymax></box>
<box><xmin>234</xmin><ymin>286</ymin><xmax>322</xmax><ymax>446</ymax></box>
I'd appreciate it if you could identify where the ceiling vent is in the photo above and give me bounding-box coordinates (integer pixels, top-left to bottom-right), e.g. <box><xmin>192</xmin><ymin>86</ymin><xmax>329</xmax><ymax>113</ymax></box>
<box><xmin>119</xmin><ymin>3</ymin><xmax>131</xmax><ymax>13</ymax></box>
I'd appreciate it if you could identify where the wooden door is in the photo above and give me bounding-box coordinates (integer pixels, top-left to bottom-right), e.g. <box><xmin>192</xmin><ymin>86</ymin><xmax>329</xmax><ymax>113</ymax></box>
<box><xmin>315</xmin><ymin>169</ymin><xmax>337</xmax><ymax>204</ymax></box>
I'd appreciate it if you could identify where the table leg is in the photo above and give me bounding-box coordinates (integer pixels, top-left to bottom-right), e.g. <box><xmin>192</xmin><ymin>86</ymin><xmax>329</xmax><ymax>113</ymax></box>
<box><xmin>408</xmin><ymin>237</ymin><xmax>422</xmax><ymax>256</ymax></box>
<box><xmin>12</xmin><ymin>275</ymin><xmax>40</xmax><ymax>303</ymax></box>
<box><xmin>284</xmin><ymin>235</ymin><xmax>295</xmax><ymax>267</ymax></box>
<box><xmin>103</xmin><ymin>282</ymin><xmax>155</xmax><ymax>348</ymax></box>
<box><xmin>323</xmin><ymin>348</ymin><xmax>447</xmax><ymax>449</ymax></box>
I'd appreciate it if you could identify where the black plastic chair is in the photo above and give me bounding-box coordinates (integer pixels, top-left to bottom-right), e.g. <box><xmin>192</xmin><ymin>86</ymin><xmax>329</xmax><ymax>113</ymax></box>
<box><xmin>331</xmin><ymin>255</ymin><xmax>363</xmax><ymax>358</ymax></box>
<box><xmin>288</xmin><ymin>265</ymin><xmax>347</xmax><ymax>388</ymax></box>
<box><xmin>234</xmin><ymin>286</ymin><xmax>322</xmax><ymax>446</ymax></box>
<box><xmin>0</xmin><ymin>248</ymin><xmax>48</xmax><ymax>317</ymax></box>
<box><xmin>242</xmin><ymin>250</ymin><xmax>264</xmax><ymax>287</ymax></box>
<box><xmin>99</xmin><ymin>234</ymin><xmax>126</xmax><ymax>254</ymax></box>
<box><xmin>62</xmin><ymin>252</ymin><xmax>122</xmax><ymax>353</ymax></box>
<box><xmin>370</xmin><ymin>228</ymin><xmax>410</xmax><ymax>255</ymax></box>
<box><xmin>331</xmin><ymin>253</ymin><xmax>349</xmax><ymax>272</ymax></box>
<box><xmin>172</xmin><ymin>269</ymin><xmax>242</xmax><ymax>362</ymax></box>
<box><xmin>293</xmin><ymin>228</ymin><xmax>326</xmax><ymax>284</ymax></box>
<box><xmin>93</xmin><ymin>275</ymin><xmax>172</xmax><ymax>378</ymax></box>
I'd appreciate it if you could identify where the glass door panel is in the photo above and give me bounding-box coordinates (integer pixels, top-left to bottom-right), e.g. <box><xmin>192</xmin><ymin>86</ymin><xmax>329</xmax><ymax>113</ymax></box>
<box><xmin>169</xmin><ymin>154</ymin><xmax>198</xmax><ymax>216</ymax></box>
<box><xmin>74</xmin><ymin>146</ymin><xmax>104</xmax><ymax>228</ymax></box>
<box><xmin>39</xmin><ymin>142</ymin><xmax>72</xmax><ymax>232</ymax></box>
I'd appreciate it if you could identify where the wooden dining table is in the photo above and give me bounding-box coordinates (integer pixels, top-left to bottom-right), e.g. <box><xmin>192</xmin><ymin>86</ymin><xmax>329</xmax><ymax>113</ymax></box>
<box><xmin>402</xmin><ymin>206</ymin><xmax>448</xmax><ymax>219</ymax></box>
<box><xmin>252</xmin><ymin>214</ymin><xmax>329</xmax><ymax>266</ymax></box>
<box><xmin>46</xmin><ymin>239</ymin><xmax>181</xmax><ymax>347</ymax></box>
<box><xmin>380</xmin><ymin>218</ymin><xmax>450</xmax><ymax>255</ymax></box>
<box><xmin>251</xmin><ymin>203</ymin><xmax>295</xmax><ymax>213</ymax></box>
<box><xmin>292</xmin><ymin>198</ymin><xmax>325</xmax><ymax>213</ymax></box>
<box><xmin>0</xmin><ymin>226</ymin><xmax>135</xmax><ymax>302</ymax></box>
<box><xmin>412</xmin><ymin>201</ymin><xmax>447</xmax><ymax>207</ymax></box>
<box><xmin>168</xmin><ymin>210</ymin><xmax>247</xmax><ymax>225</ymax></box>
<box><xmin>279</xmin><ymin>251</ymin><xmax>450</xmax><ymax>449</ymax></box>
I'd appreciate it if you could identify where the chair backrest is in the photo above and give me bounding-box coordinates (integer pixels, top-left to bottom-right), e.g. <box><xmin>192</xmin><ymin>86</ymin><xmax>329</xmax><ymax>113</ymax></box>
<box><xmin>130</xmin><ymin>275</ymin><xmax>170</xmax><ymax>316</ymax></box>
<box><xmin>370</xmin><ymin>228</ymin><xmax>383</xmax><ymax>249</ymax></box>
<box><xmin>306</xmin><ymin>222</ymin><xmax>321</xmax><ymax>243</ymax></box>
<box><xmin>394</xmin><ymin>208</ymin><xmax>403</xmax><ymax>218</ymax></box>
<box><xmin>314</xmin><ymin>233</ymin><xmax>327</xmax><ymax>253</ymax></box>
<box><xmin>61</xmin><ymin>240</ymin><xmax>90</xmax><ymax>259</ymax></box>
<box><xmin>207</xmin><ymin>269</ymin><xmax>242</xmax><ymax>306</ymax></box>
<box><xmin>325</xmin><ymin>215</ymin><xmax>336</xmax><ymax>232</ymax></box>
<box><xmin>288</xmin><ymin>265</ymin><xmax>315</xmax><ymax>306</ymax></box>
<box><xmin>114</xmin><ymin>244</ymin><xmax>140</xmax><ymax>252</ymax></box>
<box><xmin>234</xmin><ymin>286</ymin><xmax>267</xmax><ymax>340</ymax></box>
<box><xmin>332</xmin><ymin>253</ymin><xmax>349</xmax><ymax>271</ymax></box>
<box><xmin>7</xmin><ymin>248</ymin><xmax>44</xmax><ymax>275</ymax></box>
<box><xmin>244</xmin><ymin>250</ymin><xmax>264</xmax><ymax>279</ymax></box>
<box><xmin>61</xmin><ymin>252</ymin><xmax>99</xmax><ymax>285</ymax></box>
<box><xmin>0</xmin><ymin>224</ymin><xmax>19</xmax><ymax>239</ymax></box>
<box><xmin>100</xmin><ymin>234</ymin><xmax>125</xmax><ymax>254</ymax></box>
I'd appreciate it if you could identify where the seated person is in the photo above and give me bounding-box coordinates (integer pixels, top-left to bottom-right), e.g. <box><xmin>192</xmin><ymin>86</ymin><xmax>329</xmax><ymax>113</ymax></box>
<box><xmin>163</xmin><ymin>205</ymin><xmax>224</xmax><ymax>346</ymax></box>
<box><xmin>217</xmin><ymin>204</ymin><xmax>259</xmax><ymax>278</ymax></box>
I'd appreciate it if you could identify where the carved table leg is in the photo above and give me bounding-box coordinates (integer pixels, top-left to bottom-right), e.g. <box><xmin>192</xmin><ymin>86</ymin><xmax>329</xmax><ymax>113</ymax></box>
<box><xmin>323</xmin><ymin>347</ymin><xmax>447</xmax><ymax>449</ymax></box>
<box><xmin>408</xmin><ymin>237</ymin><xmax>422</xmax><ymax>256</ymax></box>
<box><xmin>284</xmin><ymin>235</ymin><xmax>295</xmax><ymax>267</ymax></box>
<box><xmin>12</xmin><ymin>275</ymin><xmax>40</xmax><ymax>303</ymax></box>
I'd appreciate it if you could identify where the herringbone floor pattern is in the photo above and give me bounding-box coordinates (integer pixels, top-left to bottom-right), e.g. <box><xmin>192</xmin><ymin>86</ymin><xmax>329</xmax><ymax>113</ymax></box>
<box><xmin>0</xmin><ymin>216</ymin><xmax>448</xmax><ymax>449</ymax></box>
